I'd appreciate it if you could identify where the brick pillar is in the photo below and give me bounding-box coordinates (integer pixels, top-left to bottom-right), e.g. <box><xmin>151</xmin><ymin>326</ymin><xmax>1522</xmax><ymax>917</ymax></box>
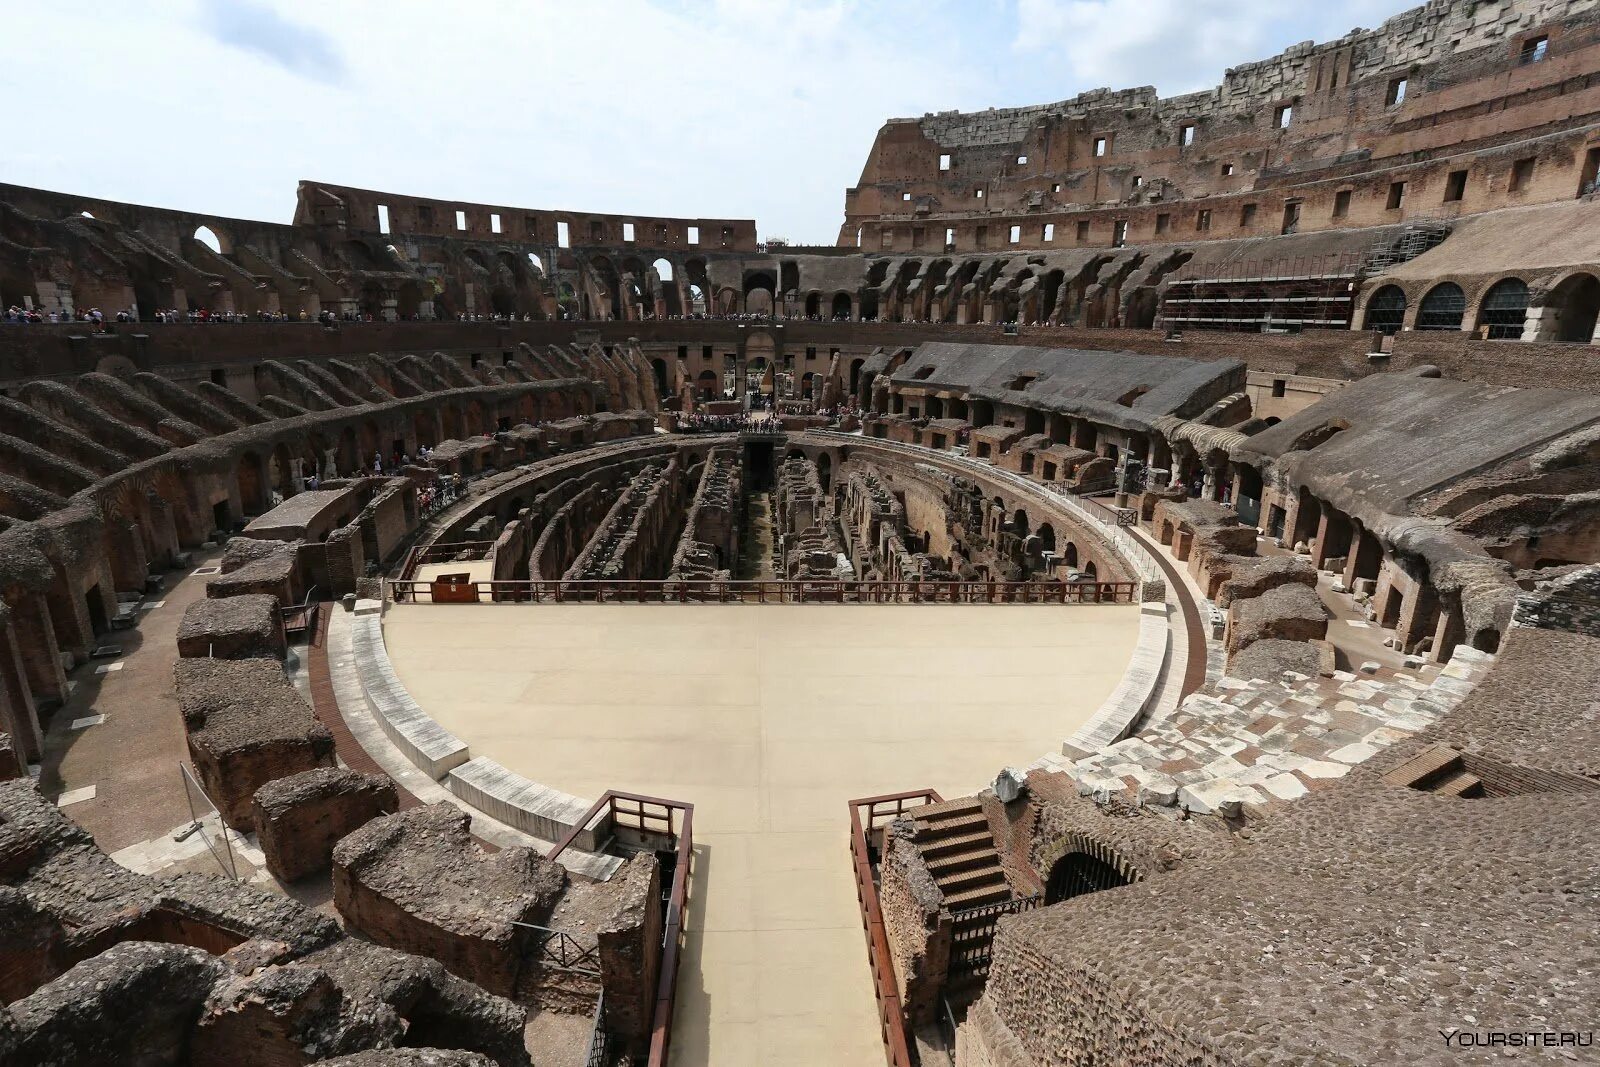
<box><xmin>1395</xmin><ymin>578</ymin><xmax>1441</xmax><ymax>656</ymax></box>
<box><xmin>0</xmin><ymin>609</ymin><xmax>43</xmax><ymax>764</ymax></box>
<box><xmin>14</xmin><ymin>594</ymin><xmax>67</xmax><ymax>709</ymax></box>
<box><xmin>1431</xmin><ymin>599</ymin><xmax>1465</xmax><ymax>664</ymax></box>
<box><xmin>107</xmin><ymin>520</ymin><xmax>149</xmax><ymax>593</ymax></box>
<box><xmin>1344</xmin><ymin>523</ymin><xmax>1383</xmax><ymax>589</ymax></box>
<box><xmin>146</xmin><ymin>490</ymin><xmax>183</xmax><ymax>557</ymax></box>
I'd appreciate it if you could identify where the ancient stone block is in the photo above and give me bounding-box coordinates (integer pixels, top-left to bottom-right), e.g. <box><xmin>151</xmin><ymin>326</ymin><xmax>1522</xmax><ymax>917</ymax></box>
<box><xmin>251</xmin><ymin>767</ymin><xmax>398</xmax><ymax>883</ymax></box>
<box><xmin>1226</xmin><ymin>637</ymin><xmax>1327</xmax><ymax>682</ymax></box>
<box><xmin>1214</xmin><ymin>553</ymin><xmax>1317</xmax><ymax>608</ymax></box>
<box><xmin>1226</xmin><ymin>583</ymin><xmax>1329</xmax><ymax>655</ymax></box>
<box><xmin>590</xmin><ymin>854</ymin><xmax>663</xmax><ymax>1050</ymax></box>
<box><xmin>4</xmin><ymin>941</ymin><xmax>229</xmax><ymax>1066</ymax></box>
<box><xmin>177</xmin><ymin>593</ymin><xmax>286</xmax><ymax>660</ymax></box>
<box><xmin>331</xmin><ymin>804</ymin><xmax>566</xmax><ymax>996</ymax></box>
<box><xmin>175</xmin><ymin>659</ymin><xmax>335</xmax><ymax>831</ymax></box>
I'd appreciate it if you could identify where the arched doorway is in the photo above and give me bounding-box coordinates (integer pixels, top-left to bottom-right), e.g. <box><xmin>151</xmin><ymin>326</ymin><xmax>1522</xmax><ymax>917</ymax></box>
<box><xmin>1550</xmin><ymin>273</ymin><xmax>1600</xmax><ymax>342</ymax></box>
<box><xmin>831</xmin><ymin>292</ymin><xmax>853</xmax><ymax>320</ymax></box>
<box><xmin>1045</xmin><ymin>851</ymin><xmax>1132</xmax><ymax>904</ymax></box>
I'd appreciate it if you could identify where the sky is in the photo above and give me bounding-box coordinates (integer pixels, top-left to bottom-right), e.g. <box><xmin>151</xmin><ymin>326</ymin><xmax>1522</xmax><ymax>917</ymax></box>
<box><xmin>4</xmin><ymin>0</ymin><xmax>1413</xmax><ymax>243</ymax></box>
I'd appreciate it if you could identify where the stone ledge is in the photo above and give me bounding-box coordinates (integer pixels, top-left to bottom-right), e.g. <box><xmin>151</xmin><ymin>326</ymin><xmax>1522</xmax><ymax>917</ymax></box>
<box><xmin>444</xmin><ymin>757</ymin><xmax>606</xmax><ymax>853</ymax></box>
<box><xmin>351</xmin><ymin>614</ymin><xmax>469</xmax><ymax>778</ymax></box>
<box><xmin>1059</xmin><ymin>600</ymin><xmax>1172</xmax><ymax>760</ymax></box>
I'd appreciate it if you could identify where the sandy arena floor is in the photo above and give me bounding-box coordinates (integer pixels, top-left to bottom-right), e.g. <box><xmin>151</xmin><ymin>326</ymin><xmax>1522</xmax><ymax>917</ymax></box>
<box><xmin>382</xmin><ymin>603</ymin><xmax>1140</xmax><ymax>1066</ymax></box>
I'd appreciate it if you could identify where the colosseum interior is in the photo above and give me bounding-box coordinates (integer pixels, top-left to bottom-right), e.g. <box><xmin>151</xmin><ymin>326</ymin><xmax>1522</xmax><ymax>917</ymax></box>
<box><xmin>2</xmin><ymin>1</ymin><xmax>1600</xmax><ymax>1064</ymax></box>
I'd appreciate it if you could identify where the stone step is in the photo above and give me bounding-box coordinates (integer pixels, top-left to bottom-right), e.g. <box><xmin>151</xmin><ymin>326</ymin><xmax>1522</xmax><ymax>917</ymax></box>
<box><xmin>935</xmin><ymin>866</ymin><xmax>1007</xmax><ymax>897</ymax></box>
<box><xmin>913</xmin><ymin>811</ymin><xmax>989</xmax><ymax>841</ymax></box>
<box><xmin>925</xmin><ymin>846</ymin><xmax>999</xmax><ymax>877</ymax></box>
<box><xmin>946</xmin><ymin>883</ymin><xmax>1012</xmax><ymax>911</ymax></box>
<box><xmin>920</xmin><ymin>829</ymin><xmax>996</xmax><ymax>859</ymax></box>
<box><xmin>1432</xmin><ymin>768</ymin><xmax>1483</xmax><ymax>797</ymax></box>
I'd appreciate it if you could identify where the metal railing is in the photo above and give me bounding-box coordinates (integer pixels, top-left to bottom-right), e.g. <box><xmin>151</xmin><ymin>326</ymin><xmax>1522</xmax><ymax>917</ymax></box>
<box><xmin>947</xmin><ymin>894</ymin><xmax>1042</xmax><ymax>980</ymax></box>
<box><xmin>848</xmin><ymin>789</ymin><xmax>944</xmax><ymax>1067</ymax></box>
<box><xmin>585</xmin><ymin>993</ymin><xmax>611</xmax><ymax>1067</ymax></box>
<box><xmin>548</xmin><ymin>790</ymin><xmax>695</xmax><ymax>1067</ymax></box>
<box><xmin>178</xmin><ymin>762</ymin><xmax>239</xmax><ymax>881</ymax></box>
<box><xmin>388</xmin><ymin>576</ymin><xmax>1137</xmax><ymax>605</ymax></box>
<box><xmin>514</xmin><ymin>922</ymin><xmax>602</xmax><ymax>977</ymax></box>
<box><xmin>395</xmin><ymin>539</ymin><xmax>495</xmax><ymax>583</ymax></box>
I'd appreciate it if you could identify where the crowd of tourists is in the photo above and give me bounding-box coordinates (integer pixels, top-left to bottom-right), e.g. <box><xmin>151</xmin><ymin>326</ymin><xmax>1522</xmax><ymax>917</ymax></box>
<box><xmin>670</xmin><ymin>412</ymin><xmax>783</xmax><ymax>434</ymax></box>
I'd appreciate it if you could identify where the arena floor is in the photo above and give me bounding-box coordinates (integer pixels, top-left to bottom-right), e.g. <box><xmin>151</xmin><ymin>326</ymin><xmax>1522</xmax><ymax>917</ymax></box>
<box><xmin>382</xmin><ymin>603</ymin><xmax>1141</xmax><ymax>1066</ymax></box>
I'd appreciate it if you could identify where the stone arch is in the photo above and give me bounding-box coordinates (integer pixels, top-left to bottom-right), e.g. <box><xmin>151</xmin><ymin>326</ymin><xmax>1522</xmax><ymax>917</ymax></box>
<box><xmin>1036</xmin><ymin>522</ymin><xmax>1056</xmax><ymax>554</ymax></box>
<box><xmin>1044</xmin><ymin>836</ymin><xmax>1136</xmax><ymax>905</ymax></box>
<box><xmin>1063</xmin><ymin>541</ymin><xmax>1079</xmax><ymax>568</ymax></box>
<box><xmin>831</xmin><ymin>292</ymin><xmax>854</xmax><ymax>320</ymax></box>
<box><xmin>1542</xmin><ymin>272</ymin><xmax>1600</xmax><ymax>342</ymax></box>
<box><xmin>192</xmin><ymin>225</ymin><xmax>226</xmax><ymax>254</ymax></box>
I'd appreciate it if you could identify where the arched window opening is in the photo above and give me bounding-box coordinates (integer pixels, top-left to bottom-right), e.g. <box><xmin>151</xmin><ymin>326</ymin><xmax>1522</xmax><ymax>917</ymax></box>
<box><xmin>1478</xmin><ymin>278</ymin><xmax>1528</xmax><ymax>340</ymax></box>
<box><xmin>1416</xmin><ymin>282</ymin><xmax>1466</xmax><ymax>331</ymax></box>
<box><xmin>527</xmin><ymin>252</ymin><xmax>545</xmax><ymax>275</ymax></box>
<box><xmin>652</xmin><ymin>257</ymin><xmax>674</xmax><ymax>283</ymax></box>
<box><xmin>1364</xmin><ymin>285</ymin><xmax>1406</xmax><ymax>335</ymax></box>
<box><xmin>193</xmin><ymin>226</ymin><xmax>223</xmax><ymax>254</ymax></box>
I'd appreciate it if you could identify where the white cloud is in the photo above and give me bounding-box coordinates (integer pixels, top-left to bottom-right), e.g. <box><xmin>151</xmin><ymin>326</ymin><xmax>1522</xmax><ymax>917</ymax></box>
<box><xmin>0</xmin><ymin>0</ymin><xmax>1413</xmax><ymax>240</ymax></box>
<box><xmin>1013</xmin><ymin>0</ymin><xmax>1408</xmax><ymax>96</ymax></box>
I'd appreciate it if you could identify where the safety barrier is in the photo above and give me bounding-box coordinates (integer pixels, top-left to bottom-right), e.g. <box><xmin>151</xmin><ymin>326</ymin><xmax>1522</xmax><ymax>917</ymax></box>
<box><xmin>388</xmin><ymin>577</ymin><xmax>1137</xmax><ymax>605</ymax></box>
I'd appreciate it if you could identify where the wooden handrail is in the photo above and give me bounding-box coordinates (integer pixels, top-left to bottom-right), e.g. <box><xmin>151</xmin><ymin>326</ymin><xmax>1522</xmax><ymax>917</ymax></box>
<box><xmin>848</xmin><ymin>789</ymin><xmax>943</xmax><ymax>1067</ymax></box>
<box><xmin>546</xmin><ymin>789</ymin><xmax>695</xmax><ymax>1067</ymax></box>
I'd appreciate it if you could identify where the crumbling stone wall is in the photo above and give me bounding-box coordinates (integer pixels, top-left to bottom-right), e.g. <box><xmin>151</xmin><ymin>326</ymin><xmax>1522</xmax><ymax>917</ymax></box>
<box><xmin>1225</xmin><ymin>583</ymin><xmax>1330</xmax><ymax>657</ymax></box>
<box><xmin>175</xmin><ymin>658</ymin><xmax>335</xmax><ymax>831</ymax></box>
<box><xmin>251</xmin><ymin>768</ymin><xmax>398</xmax><ymax>883</ymax></box>
<box><xmin>331</xmin><ymin>804</ymin><xmax>566</xmax><ymax>997</ymax></box>
<box><xmin>176</xmin><ymin>593</ymin><xmax>286</xmax><ymax>660</ymax></box>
